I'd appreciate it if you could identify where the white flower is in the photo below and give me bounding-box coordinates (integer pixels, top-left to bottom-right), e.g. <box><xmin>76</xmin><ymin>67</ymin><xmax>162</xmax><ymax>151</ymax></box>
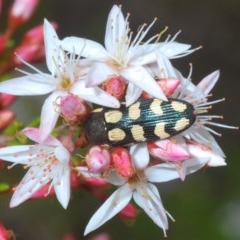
<box><xmin>173</xmin><ymin>70</ymin><xmax>237</xmax><ymax>157</ymax></box>
<box><xmin>79</xmin><ymin>143</ymin><xmax>208</xmax><ymax>236</ymax></box>
<box><xmin>61</xmin><ymin>5</ymin><xmax>196</xmax><ymax>105</ymax></box>
<box><xmin>0</xmin><ymin>19</ymin><xmax>119</xmax><ymax>140</ymax></box>
<box><xmin>0</xmin><ymin>128</ymin><xmax>71</xmax><ymax>208</ymax></box>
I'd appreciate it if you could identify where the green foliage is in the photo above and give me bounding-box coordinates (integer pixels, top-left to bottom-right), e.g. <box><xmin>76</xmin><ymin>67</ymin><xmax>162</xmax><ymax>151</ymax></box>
<box><xmin>0</xmin><ymin>182</ymin><xmax>10</xmax><ymax>193</ymax></box>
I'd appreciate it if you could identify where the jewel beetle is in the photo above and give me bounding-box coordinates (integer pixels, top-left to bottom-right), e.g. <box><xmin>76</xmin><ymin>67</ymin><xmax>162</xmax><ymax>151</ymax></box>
<box><xmin>84</xmin><ymin>98</ymin><xmax>196</xmax><ymax>147</ymax></box>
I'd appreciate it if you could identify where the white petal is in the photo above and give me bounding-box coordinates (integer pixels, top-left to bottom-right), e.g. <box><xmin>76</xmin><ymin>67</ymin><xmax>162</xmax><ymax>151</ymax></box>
<box><xmin>0</xmin><ymin>145</ymin><xmax>33</xmax><ymax>163</ymax></box>
<box><xmin>130</xmin><ymin>48</ymin><xmax>158</xmax><ymax>65</ymax></box>
<box><xmin>197</xmin><ymin>70</ymin><xmax>219</xmax><ymax>95</ymax></box>
<box><xmin>182</xmin><ymin>157</ymin><xmax>209</xmax><ymax>174</ymax></box>
<box><xmin>130</xmin><ymin>143</ymin><xmax>149</xmax><ymax>170</ymax></box>
<box><xmin>105</xmin><ymin>171</ymin><xmax>126</xmax><ymax>186</ymax></box>
<box><xmin>0</xmin><ymin>74</ymin><xmax>55</xmax><ymax>95</ymax></box>
<box><xmin>133</xmin><ymin>183</ymin><xmax>169</xmax><ymax>235</ymax></box>
<box><xmin>10</xmin><ymin>166</ymin><xmax>50</xmax><ymax>207</ymax></box>
<box><xmin>146</xmin><ymin>163</ymin><xmax>180</xmax><ymax>182</ymax></box>
<box><xmin>44</xmin><ymin>19</ymin><xmax>62</xmax><ymax>75</ymax></box>
<box><xmin>147</xmin><ymin>157</ymin><xmax>208</xmax><ymax>183</ymax></box>
<box><xmin>156</xmin><ymin>52</ymin><xmax>179</xmax><ymax>78</ymax></box>
<box><xmin>121</xmin><ymin>66</ymin><xmax>167</xmax><ymax>103</ymax></box>
<box><xmin>185</xmin><ymin>127</ymin><xmax>226</xmax><ymax>157</ymax></box>
<box><xmin>72</xmin><ymin>80</ymin><xmax>120</xmax><ymax>108</ymax></box>
<box><xmin>158</xmin><ymin>42</ymin><xmax>191</xmax><ymax>58</ymax></box>
<box><xmin>54</xmin><ymin>146</ymin><xmax>71</xmax><ymax>164</ymax></box>
<box><xmin>84</xmin><ymin>184</ymin><xmax>132</xmax><ymax>235</ymax></box>
<box><xmin>104</xmin><ymin>5</ymin><xmax>126</xmax><ymax>52</ymax></box>
<box><xmin>39</xmin><ymin>91</ymin><xmax>64</xmax><ymax>141</ymax></box>
<box><xmin>186</xmin><ymin>143</ymin><xmax>226</xmax><ymax>167</ymax></box>
<box><xmin>22</xmin><ymin>127</ymin><xmax>61</xmax><ymax>146</ymax></box>
<box><xmin>125</xmin><ymin>82</ymin><xmax>142</xmax><ymax>106</ymax></box>
<box><xmin>86</xmin><ymin>62</ymin><xmax>117</xmax><ymax>87</ymax></box>
<box><xmin>54</xmin><ymin>166</ymin><xmax>71</xmax><ymax>209</ymax></box>
<box><xmin>61</xmin><ymin>37</ymin><xmax>108</xmax><ymax>60</ymax></box>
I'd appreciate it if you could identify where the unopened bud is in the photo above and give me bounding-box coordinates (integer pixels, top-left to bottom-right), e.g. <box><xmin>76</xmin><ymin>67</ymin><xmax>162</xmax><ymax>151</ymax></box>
<box><xmin>0</xmin><ymin>222</ymin><xmax>10</xmax><ymax>240</ymax></box>
<box><xmin>111</xmin><ymin>147</ymin><xmax>134</xmax><ymax>178</ymax></box>
<box><xmin>88</xmin><ymin>233</ymin><xmax>111</xmax><ymax>240</ymax></box>
<box><xmin>84</xmin><ymin>177</ymin><xmax>108</xmax><ymax>188</ymax></box>
<box><xmin>0</xmin><ymin>109</ymin><xmax>15</xmax><ymax>131</ymax></box>
<box><xmin>142</xmin><ymin>77</ymin><xmax>180</xmax><ymax>99</ymax></box>
<box><xmin>148</xmin><ymin>139</ymin><xmax>190</xmax><ymax>162</ymax></box>
<box><xmin>62</xmin><ymin>233</ymin><xmax>77</xmax><ymax>240</ymax></box>
<box><xmin>31</xmin><ymin>184</ymin><xmax>55</xmax><ymax>199</ymax></box>
<box><xmin>59</xmin><ymin>95</ymin><xmax>89</xmax><ymax>122</ymax></box>
<box><xmin>119</xmin><ymin>202</ymin><xmax>138</xmax><ymax>220</ymax></box>
<box><xmin>102</xmin><ymin>76</ymin><xmax>126</xmax><ymax>100</ymax></box>
<box><xmin>86</xmin><ymin>146</ymin><xmax>110</xmax><ymax>173</ymax></box>
<box><xmin>8</xmin><ymin>0</ymin><xmax>39</xmax><ymax>31</ymax></box>
<box><xmin>13</xmin><ymin>44</ymin><xmax>40</xmax><ymax>64</ymax></box>
<box><xmin>0</xmin><ymin>0</ymin><xmax>2</xmax><ymax>16</ymax></box>
<box><xmin>0</xmin><ymin>35</ymin><xmax>6</xmax><ymax>55</ymax></box>
<box><xmin>157</xmin><ymin>77</ymin><xmax>180</xmax><ymax>96</ymax></box>
<box><xmin>0</xmin><ymin>93</ymin><xmax>16</xmax><ymax>108</ymax></box>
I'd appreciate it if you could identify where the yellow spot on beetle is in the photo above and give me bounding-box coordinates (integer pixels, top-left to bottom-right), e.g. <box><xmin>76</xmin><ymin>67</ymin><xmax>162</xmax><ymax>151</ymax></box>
<box><xmin>154</xmin><ymin>122</ymin><xmax>170</xmax><ymax>139</ymax></box>
<box><xmin>150</xmin><ymin>99</ymin><xmax>164</xmax><ymax>115</ymax></box>
<box><xmin>131</xmin><ymin>125</ymin><xmax>146</xmax><ymax>141</ymax></box>
<box><xmin>129</xmin><ymin>102</ymin><xmax>141</xmax><ymax>120</ymax></box>
<box><xmin>171</xmin><ymin>101</ymin><xmax>187</xmax><ymax>112</ymax></box>
<box><xmin>108</xmin><ymin>128</ymin><xmax>126</xmax><ymax>141</ymax></box>
<box><xmin>105</xmin><ymin>110</ymin><xmax>122</xmax><ymax>123</ymax></box>
<box><xmin>174</xmin><ymin>118</ymin><xmax>190</xmax><ymax>131</ymax></box>
<box><xmin>92</xmin><ymin>108</ymin><xmax>103</xmax><ymax>113</ymax></box>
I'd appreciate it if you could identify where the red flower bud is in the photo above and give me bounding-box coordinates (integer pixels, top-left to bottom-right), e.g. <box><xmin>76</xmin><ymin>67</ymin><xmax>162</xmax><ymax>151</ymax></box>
<box><xmin>102</xmin><ymin>76</ymin><xmax>126</xmax><ymax>100</ymax></box>
<box><xmin>8</xmin><ymin>0</ymin><xmax>39</xmax><ymax>31</ymax></box>
<box><xmin>0</xmin><ymin>109</ymin><xmax>15</xmax><ymax>131</ymax></box>
<box><xmin>111</xmin><ymin>147</ymin><xmax>134</xmax><ymax>178</ymax></box>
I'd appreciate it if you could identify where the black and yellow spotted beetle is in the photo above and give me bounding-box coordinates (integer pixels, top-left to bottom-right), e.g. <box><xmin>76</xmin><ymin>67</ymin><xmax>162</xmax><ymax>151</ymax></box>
<box><xmin>84</xmin><ymin>98</ymin><xmax>196</xmax><ymax>146</ymax></box>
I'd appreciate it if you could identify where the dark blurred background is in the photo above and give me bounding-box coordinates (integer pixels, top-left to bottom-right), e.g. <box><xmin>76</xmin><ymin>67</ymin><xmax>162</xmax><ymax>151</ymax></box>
<box><xmin>1</xmin><ymin>0</ymin><xmax>240</xmax><ymax>239</ymax></box>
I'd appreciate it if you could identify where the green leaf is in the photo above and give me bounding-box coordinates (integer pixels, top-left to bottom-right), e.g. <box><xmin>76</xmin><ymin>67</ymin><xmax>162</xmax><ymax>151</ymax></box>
<box><xmin>0</xmin><ymin>183</ymin><xmax>10</xmax><ymax>192</ymax></box>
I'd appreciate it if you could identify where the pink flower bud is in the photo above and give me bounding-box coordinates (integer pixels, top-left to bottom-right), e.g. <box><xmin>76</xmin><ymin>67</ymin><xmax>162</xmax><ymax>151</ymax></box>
<box><xmin>21</xmin><ymin>23</ymin><xmax>56</xmax><ymax>45</ymax></box>
<box><xmin>22</xmin><ymin>24</ymin><xmax>44</xmax><ymax>44</ymax></box>
<box><xmin>142</xmin><ymin>77</ymin><xmax>180</xmax><ymax>99</ymax></box>
<box><xmin>119</xmin><ymin>202</ymin><xmax>138</xmax><ymax>220</ymax></box>
<box><xmin>111</xmin><ymin>147</ymin><xmax>134</xmax><ymax>178</ymax></box>
<box><xmin>102</xmin><ymin>76</ymin><xmax>126</xmax><ymax>100</ymax></box>
<box><xmin>0</xmin><ymin>222</ymin><xmax>10</xmax><ymax>240</ymax></box>
<box><xmin>0</xmin><ymin>35</ymin><xmax>6</xmax><ymax>55</ymax></box>
<box><xmin>84</xmin><ymin>177</ymin><xmax>108</xmax><ymax>188</ymax></box>
<box><xmin>156</xmin><ymin>77</ymin><xmax>180</xmax><ymax>96</ymax></box>
<box><xmin>88</xmin><ymin>233</ymin><xmax>111</xmax><ymax>240</ymax></box>
<box><xmin>70</xmin><ymin>172</ymin><xmax>82</xmax><ymax>189</ymax></box>
<box><xmin>13</xmin><ymin>44</ymin><xmax>40</xmax><ymax>63</ymax></box>
<box><xmin>62</xmin><ymin>233</ymin><xmax>77</xmax><ymax>240</ymax></box>
<box><xmin>0</xmin><ymin>93</ymin><xmax>16</xmax><ymax>108</ymax></box>
<box><xmin>86</xmin><ymin>146</ymin><xmax>110</xmax><ymax>173</ymax></box>
<box><xmin>31</xmin><ymin>184</ymin><xmax>55</xmax><ymax>199</ymax></box>
<box><xmin>59</xmin><ymin>95</ymin><xmax>89</xmax><ymax>122</ymax></box>
<box><xmin>8</xmin><ymin>0</ymin><xmax>39</xmax><ymax>31</ymax></box>
<box><xmin>148</xmin><ymin>139</ymin><xmax>190</xmax><ymax>162</ymax></box>
<box><xmin>0</xmin><ymin>0</ymin><xmax>2</xmax><ymax>16</ymax></box>
<box><xmin>0</xmin><ymin>109</ymin><xmax>15</xmax><ymax>131</ymax></box>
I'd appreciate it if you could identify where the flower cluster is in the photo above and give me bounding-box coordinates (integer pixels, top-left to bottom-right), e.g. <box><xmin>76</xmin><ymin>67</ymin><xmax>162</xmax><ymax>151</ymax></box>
<box><xmin>0</xmin><ymin>0</ymin><xmax>47</xmax><ymax>143</ymax></box>
<box><xmin>0</xmin><ymin>0</ymin><xmax>45</xmax><ymax>74</ymax></box>
<box><xmin>0</xmin><ymin>4</ymin><xmax>236</xmax><ymax>237</ymax></box>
